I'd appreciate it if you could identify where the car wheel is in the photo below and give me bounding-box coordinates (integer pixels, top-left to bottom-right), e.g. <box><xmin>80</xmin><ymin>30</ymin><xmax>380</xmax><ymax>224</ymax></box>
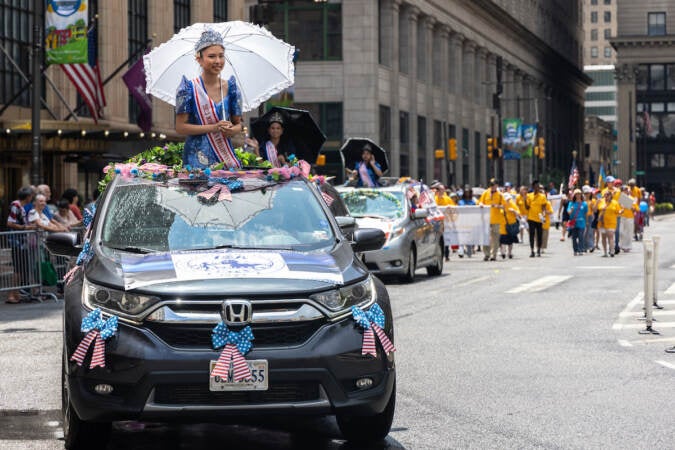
<box><xmin>426</xmin><ymin>242</ymin><xmax>444</xmax><ymax>276</ymax></box>
<box><xmin>337</xmin><ymin>381</ymin><xmax>396</xmax><ymax>444</ymax></box>
<box><xmin>62</xmin><ymin>347</ymin><xmax>111</xmax><ymax>450</ymax></box>
<box><xmin>400</xmin><ymin>247</ymin><xmax>416</xmax><ymax>283</ymax></box>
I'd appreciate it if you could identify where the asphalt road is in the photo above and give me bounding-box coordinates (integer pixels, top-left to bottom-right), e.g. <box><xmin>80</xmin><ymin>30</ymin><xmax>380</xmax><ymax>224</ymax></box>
<box><xmin>1</xmin><ymin>214</ymin><xmax>674</xmax><ymax>449</ymax></box>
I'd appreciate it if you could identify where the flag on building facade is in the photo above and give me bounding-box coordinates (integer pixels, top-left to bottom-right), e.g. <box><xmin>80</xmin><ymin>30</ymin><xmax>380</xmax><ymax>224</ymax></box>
<box><xmin>61</xmin><ymin>25</ymin><xmax>106</xmax><ymax>122</ymax></box>
<box><xmin>568</xmin><ymin>159</ymin><xmax>579</xmax><ymax>188</ymax></box>
<box><xmin>122</xmin><ymin>57</ymin><xmax>153</xmax><ymax>132</ymax></box>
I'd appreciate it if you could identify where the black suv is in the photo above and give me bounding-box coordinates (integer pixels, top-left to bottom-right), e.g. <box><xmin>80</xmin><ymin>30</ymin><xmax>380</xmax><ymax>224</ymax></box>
<box><xmin>48</xmin><ymin>173</ymin><xmax>395</xmax><ymax>449</ymax></box>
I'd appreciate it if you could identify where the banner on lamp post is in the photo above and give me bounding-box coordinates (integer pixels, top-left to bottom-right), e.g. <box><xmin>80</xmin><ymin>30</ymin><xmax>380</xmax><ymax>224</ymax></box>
<box><xmin>45</xmin><ymin>0</ymin><xmax>89</xmax><ymax>65</ymax></box>
<box><xmin>502</xmin><ymin>118</ymin><xmax>522</xmax><ymax>150</ymax></box>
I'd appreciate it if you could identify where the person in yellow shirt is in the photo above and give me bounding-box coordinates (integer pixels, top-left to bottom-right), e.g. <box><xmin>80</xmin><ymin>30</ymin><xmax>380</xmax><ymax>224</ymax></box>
<box><xmin>597</xmin><ymin>190</ymin><xmax>622</xmax><ymax>257</ymax></box>
<box><xmin>478</xmin><ymin>179</ymin><xmax>505</xmax><ymax>261</ymax></box>
<box><xmin>525</xmin><ymin>180</ymin><xmax>548</xmax><ymax>257</ymax></box>
<box><xmin>499</xmin><ymin>193</ymin><xmax>520</xmax><ymax>259</ymax></box>
<box><xmin>540</xmin><ymin>196</ymin><xmax>554</xmax><ymax>253</ymax></box>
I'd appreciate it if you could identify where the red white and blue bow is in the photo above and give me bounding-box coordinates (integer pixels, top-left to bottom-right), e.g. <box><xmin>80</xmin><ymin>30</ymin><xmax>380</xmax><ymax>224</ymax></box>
<box><xmin>351</xmin><ymin>304</ymin><xmax>396</xmax><ymax>357</ymax></box>
<box><xmin>70</xmin><ymin>308</ymin><xmax>118</xmax><ymax>369</ymax></box>
<box><xmin>210</xmin><ymin>322</ymin><xmax>254</xmax><ymax>382</ymax></box>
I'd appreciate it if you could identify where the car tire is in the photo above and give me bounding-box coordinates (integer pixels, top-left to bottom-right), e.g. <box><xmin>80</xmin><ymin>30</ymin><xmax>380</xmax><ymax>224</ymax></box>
<box><xmin>400</xmin><ymin>247</ymin><xmax>416</xmax><ymax>283</ymax></box>
<box><xmin>426</xmin><ymin>242</ymin><xmax>444</xmax><ymax>276</ymax></box>
<box><xmin>62</xmin><ymin>347</ymin><xmax>111</xmax><ymax>450</ymax></box>
<box><xmin>337</xmin><ymin>381</ymin><xmax>396</xmax><ymax>444</ymax></box>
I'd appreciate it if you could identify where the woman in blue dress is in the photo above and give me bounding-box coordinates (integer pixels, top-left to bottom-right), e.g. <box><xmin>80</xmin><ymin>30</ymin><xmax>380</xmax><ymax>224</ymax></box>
<box><xmin>175</xmin><ymin>29</ymin><xmax>243</xmax><ymax>169</ymax></box>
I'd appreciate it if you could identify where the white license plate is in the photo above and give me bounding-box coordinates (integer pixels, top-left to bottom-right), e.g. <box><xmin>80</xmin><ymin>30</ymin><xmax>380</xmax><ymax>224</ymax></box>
<box><xmin>209</xmin><ymin>359</ymin><xmax>268</xmax><ymax>391</ymax></box>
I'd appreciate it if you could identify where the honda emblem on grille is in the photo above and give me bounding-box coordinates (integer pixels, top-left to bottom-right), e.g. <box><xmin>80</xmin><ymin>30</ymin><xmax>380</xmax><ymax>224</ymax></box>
<box><xmin>220</xmin><ymin>300</ymin><xmax>253</xmax><ymax>325</ymax></box>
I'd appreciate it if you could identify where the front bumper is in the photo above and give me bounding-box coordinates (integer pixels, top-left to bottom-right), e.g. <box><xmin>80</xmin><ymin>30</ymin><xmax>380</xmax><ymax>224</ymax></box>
<box><xmin>65</xmin><ymin>304</ymin><xmax>395</xmax><ymax>423</ymax></box>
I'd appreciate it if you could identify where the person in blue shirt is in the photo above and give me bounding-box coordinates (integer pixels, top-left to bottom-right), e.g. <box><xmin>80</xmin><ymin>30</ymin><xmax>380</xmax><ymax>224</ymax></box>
<box><xmin>345</xmin><ymin>145</ymin><xmax>383</xmax><ymax>187</ymax></box>
<box><xmin>566</xmin><ymin>189</ymin><xmax>588</xmax><ymax>255</ymax></box>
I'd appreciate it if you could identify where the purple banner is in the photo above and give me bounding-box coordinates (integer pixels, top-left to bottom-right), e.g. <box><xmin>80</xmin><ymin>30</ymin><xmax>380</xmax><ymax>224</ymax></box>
<box><xmin>122</xmin><ymin>57</ymin><xmax>152</xmax><ymax>132</ymax></box>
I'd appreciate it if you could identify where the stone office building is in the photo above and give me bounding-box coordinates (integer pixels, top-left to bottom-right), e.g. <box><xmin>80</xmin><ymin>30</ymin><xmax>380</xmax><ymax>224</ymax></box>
<box><xmin>249</xmin><ymin>0</ymin><xmax>589</xmax><ymax>188</ymax></box>
<box><xmin>612</xmin><ymin>0</ymin><xmax>675</xmax><ymax>202</ymax></box>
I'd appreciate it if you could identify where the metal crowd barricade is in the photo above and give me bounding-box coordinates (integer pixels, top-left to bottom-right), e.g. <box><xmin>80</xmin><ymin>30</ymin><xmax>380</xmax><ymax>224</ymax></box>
<box><xmin>0</xmin><ymin>229</ymin><xmax>59</xmax><ymax>302</ymax></box>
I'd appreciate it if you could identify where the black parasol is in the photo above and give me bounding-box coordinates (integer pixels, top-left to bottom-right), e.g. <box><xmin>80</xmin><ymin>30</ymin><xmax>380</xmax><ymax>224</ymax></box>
<box><xmin>251</xmin><ymin>106</ymin><xmax>326</xmax><ymax>163</ymax></box>
<box><xmin>339</xmin><ymin>137</ymin><xmax>389</xmax><ymax>174</ymax></box>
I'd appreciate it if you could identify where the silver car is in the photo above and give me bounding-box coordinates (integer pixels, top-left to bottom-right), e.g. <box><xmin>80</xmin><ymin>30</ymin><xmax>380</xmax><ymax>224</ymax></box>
<box><xmin>337</xmin><ymin>184</ymin><xmax>445</xmax><ymax>282</ymax></box>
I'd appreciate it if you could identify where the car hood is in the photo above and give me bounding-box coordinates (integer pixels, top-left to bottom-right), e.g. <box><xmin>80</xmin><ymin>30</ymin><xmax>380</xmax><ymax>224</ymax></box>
<box><xmin>85</xmin><ymin>241</ymin><xmax>368</xmax><ymax>296</ymax></box>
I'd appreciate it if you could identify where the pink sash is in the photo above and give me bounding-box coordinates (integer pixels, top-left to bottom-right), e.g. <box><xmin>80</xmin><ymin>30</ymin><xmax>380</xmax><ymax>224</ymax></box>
<box><xmin>192</xmin><ymin>77</ymin><xmax>240</xmax><ymax>169</ymax></box>
<box><xmin>265</xmin><ymin>141</ymin><xmax>281</xmax><ymax>168</ymax></box>
<box><xmin>358</xmin><ymin>162</ymin><xmax>375</xmax><ymax>187</ymax></box>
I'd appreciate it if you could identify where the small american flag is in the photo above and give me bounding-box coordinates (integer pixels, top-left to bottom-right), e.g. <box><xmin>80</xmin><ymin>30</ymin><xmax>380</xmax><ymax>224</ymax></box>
<box><xmin>321</xmin><ymin>191</ymin><xmax>334</xmax><ymax>206</ymax></box>
<box><xmin>61</xmin><ymin>24</ymin><xmax>106</xmax><ymax>122</ymax></box>
<box><xmin>568</xmin><ymin>160</ymin><xmax>579</xmax><ymax>189</ymax></box>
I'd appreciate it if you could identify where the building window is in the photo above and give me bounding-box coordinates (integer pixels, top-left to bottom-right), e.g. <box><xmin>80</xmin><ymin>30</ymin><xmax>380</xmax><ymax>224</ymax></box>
<box><xmin>603</xmin><ymin>11</ymin><xmax>611</xmax><ymax>23</ymax></box>
<box><xmin>650</xmin><ymin>64</ymin><xmax>665</xmax><ymax>90</ymax></box>
<box><xmin>213</xmin><ymin>0</ymin><xmax>227</xmax><ymax>21</ymax></box>
<box><xmin>648</xmin><ymin>12</ymin><xmax>666</xmax><ymax>36</ymax></box>
<box><xmin>128</xmin><ymin>0</ymin><xmax>148</xmax><ymax>125</ymax></box>
<box><xmin>604</xmin><ymin>47</ymin><xmax>612</xmax><ymax>57</ymax></box>
<box><xmin>604</xmin><ymin>28</ymin><xmax>611</xmax><ymax>39</ymax></box>
<box><xmin>0</xmin><ymin>3</ymin><xmax>33</xmax><ymax>107</ymax></box>
<box><xmin>590</xmin><ymin>29</ymin><xmax>598</xmax><ymax>41</ymax></box>
<box><xmin>418</xmin><ymin>115</ymin><xmax>427</xmax><ymax>178</ymax></box>
<box><xmin>399</xmin><ymin>111</ymin><xmax>409</xmax><ymax>145</ymax></box>
<box><xmin>379</xmin><ymin>105</ymin><xmax>391</xmax><ymax>151</ymax></box>
<box><xmin>266</xmin><ymin>2</ymin><xmax>341</xmax><ymax>61</ymax></box>
<box><xmin>591</xmin><ymin>11</ymin><xmax>598</xmax><ymax>23</ymax></box>
<box><xmin>174</xmin><ymin>0</ymin><xmax>190</xmax><ymax>33</ymax></box>
<box><xmin>591</xmin><ymin>46</ymin><xmax>598</xmax><ymax>58</ymax></box>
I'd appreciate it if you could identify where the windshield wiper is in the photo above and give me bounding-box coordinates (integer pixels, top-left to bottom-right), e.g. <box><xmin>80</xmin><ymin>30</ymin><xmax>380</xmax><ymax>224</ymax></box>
<box><xmin>105</xmin><ymin>244</ymin><xmax>155</xmax><ymax>254</ymax></box>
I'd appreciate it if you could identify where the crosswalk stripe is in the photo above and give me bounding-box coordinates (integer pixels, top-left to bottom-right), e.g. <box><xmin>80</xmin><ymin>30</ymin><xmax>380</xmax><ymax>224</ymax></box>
<box><xmin>506</xmin><ymin>275</ymin><xmax>572</xmax><ymax>294</ymax></box>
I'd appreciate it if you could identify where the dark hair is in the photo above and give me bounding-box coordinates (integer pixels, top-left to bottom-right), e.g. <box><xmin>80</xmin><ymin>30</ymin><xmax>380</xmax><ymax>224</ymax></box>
<box><xmin>57</xmin><ymin>199</ymin><xmax>70</xmax><ymax>210</ymax></box>
<box><xmin>17</xmin><ymin>186</ymin><xmax>34</xmax><ymax>201</ymax></box>
<box><xmin>62</xmin><ymin>188</ymin><xmax>78</xmax><ymax>203</ymax></box>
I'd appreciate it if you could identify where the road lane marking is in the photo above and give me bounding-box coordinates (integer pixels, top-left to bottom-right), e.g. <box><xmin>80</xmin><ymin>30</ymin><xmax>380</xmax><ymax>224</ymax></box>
<box><xmin>655</xmin><ymin>360</ymin><xmax>675</xmax><ymax>371</ymax></box>
<box><xmin>506</xmin><ymin>275</ymin><xmax>572</xmax><ymax>294</ymax></box>
<box><xmin>665</xmin><ymin>282</ymin><xmax>675</xmax><ymax>295</ymax></box>
<box><xmin>612</xmin><ymin>321</ymin><xmax>675</xmax><ymax>330</ymax></box>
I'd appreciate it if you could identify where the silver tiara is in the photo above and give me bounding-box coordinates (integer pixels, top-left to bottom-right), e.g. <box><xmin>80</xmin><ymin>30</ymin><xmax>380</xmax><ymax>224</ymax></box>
<box><xmin>268</xmin><ymin>111</ymin><xmax>284</xmax><ymax>125</ymax></box>
<box><xmin>195</xmin><ymin>29</ymin><xmax>224</xmax><ymax>53</ymax></box>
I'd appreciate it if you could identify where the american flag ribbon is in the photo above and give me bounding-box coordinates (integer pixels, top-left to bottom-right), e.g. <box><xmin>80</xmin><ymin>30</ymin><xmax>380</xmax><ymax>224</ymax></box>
<box><xmin>70</xmin><ymin>309</ymin><xmax>118</xmax><ymax>369</ymax></box>
<box><xmin>210</xmin><ymin>323</ymin><xmax>254</xmax><ymax>382</ymax></box>
<box><xmin>351</xmin><ymin>304</ymin><xmax>396</xmax><ymax>357</ymax></box>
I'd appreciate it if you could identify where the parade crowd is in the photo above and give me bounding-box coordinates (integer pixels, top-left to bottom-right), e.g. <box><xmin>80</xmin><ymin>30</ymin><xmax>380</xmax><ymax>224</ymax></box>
<box><xmin>429</xmin><ymin>177</ymin><xmax>655</xmax><ymax>261</ymax></box>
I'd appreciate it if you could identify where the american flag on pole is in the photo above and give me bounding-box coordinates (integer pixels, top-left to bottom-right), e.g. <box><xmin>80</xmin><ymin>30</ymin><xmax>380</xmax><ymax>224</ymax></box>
<box><xmin>61</xmin><ymin>24</ymin><xmax>106</xmax><ymax>122</ymax></box>
<box><xmin>568</xmin><ymin>159</ymin><xmax>579</xmax><ymax>188</ymax></box>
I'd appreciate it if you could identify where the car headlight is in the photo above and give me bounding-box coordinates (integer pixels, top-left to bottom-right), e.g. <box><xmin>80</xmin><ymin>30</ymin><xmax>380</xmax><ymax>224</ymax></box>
<box><xmin>309</xmin><ymin>277</ymin><xmax>375</xmax><ymax>313</ymax></box>
<box><xmin>83</xmin><ymin>278</ymin><xmax>160</xmax><ymax>318</ymax></box>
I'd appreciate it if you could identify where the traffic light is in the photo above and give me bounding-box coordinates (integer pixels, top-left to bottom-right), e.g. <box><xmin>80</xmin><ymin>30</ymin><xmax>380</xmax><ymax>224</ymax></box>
<box><xmin>448</xmin><ymin>138</ymin><xmax>457</xmax><ymax>160</ymax></box>
<box><xmin>537</xmin><ymin>137</ymin><xmax>545</xmax><ymax>159</ymax></box>
<box><xmin>487</xmin><ymin>137</ymin><xmax>495</xmax><ymax>159</ymax></box>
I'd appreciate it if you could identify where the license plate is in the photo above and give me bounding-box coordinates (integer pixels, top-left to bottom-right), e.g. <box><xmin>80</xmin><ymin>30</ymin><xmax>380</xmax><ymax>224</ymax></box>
<box><xmin>209</xmin><ymin>359</ymin><xmax>268</xmax><ymax>391</ymax></box>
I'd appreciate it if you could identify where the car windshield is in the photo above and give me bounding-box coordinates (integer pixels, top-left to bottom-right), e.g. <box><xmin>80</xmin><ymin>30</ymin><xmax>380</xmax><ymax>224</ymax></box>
<box><xmin>100</xmin><ymin>178</ymin><xmax>335</xmax><ymax>252</ymax></box>
<box><xmin>340</xmin><ymin>190</ymin><xmax>405</xmax><ymax>219</ymax></box>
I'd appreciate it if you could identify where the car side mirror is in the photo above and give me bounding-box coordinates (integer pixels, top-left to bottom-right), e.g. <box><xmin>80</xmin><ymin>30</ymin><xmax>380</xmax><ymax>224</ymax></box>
<box><xmin>412</xmin><ymin>209</ymin><xmax>429</xmax><ymax>220</ymax></box>
<box><xmin>352</xmin><ymin>228</ymin><xmax>385</xmax><ymax>253</ymax></box>
<box><xmin>45</xmin><ymin>232</ymin><xmax>81</xmax><ymax>257</ymax></box>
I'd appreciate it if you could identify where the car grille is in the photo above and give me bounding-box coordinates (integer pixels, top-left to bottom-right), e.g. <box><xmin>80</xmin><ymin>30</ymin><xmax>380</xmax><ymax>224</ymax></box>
<box><xmin>145</xmin><ymin>321</ymin><xmax>325</xmax><ymax>349</ymax></box>
<box><xmin>153</xmin><ymin>382</ymin><xmax>320</xmax><ymax>405</ymax></box>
